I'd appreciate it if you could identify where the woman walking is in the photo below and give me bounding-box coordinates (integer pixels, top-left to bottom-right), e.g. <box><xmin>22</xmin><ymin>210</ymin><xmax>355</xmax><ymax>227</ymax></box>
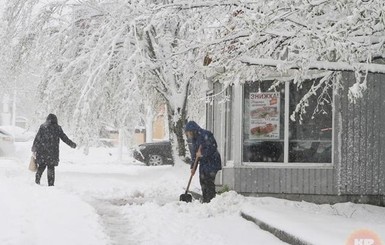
<box><xmin>32</xmin><ymin>114</ymin><xmax>77</xmax><ymax>186</ymax></box>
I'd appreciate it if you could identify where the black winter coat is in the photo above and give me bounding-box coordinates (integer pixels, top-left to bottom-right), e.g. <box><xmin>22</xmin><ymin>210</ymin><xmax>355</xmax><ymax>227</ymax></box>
<box><xmin>32</xmin><ymin>114</ymin><xmax>76</xmax><ymax>166</ymax></box>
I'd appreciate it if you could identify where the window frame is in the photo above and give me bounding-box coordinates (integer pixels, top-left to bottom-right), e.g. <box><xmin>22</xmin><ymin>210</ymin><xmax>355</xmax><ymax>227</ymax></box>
<box><xmin>240</xmin><ymin>81</ymin><xmax>335</xmax><ymax>168</ymax></box>
<box><xmin>224</xmin><ymin>86</ymin><xmax>233</xmax><ymax>164</ymax></box>
<box><xmin>206</xmin><ymin>89</ymin><xmax>214</xmax><ymax>133</ymax></box>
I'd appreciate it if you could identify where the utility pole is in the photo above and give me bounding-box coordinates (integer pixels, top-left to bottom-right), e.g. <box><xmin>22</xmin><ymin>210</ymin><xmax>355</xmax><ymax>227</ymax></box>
<box><xmin>12</xmin><ymin>89</ymin><xmax>16</xmax><ymax>128</ymax></box>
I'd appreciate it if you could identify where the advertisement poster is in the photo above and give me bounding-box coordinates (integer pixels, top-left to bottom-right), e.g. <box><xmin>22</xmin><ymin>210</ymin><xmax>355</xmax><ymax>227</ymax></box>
<box><xmin>249</xmin><ymin>92</ymin><xmax>280</xmax><ymax>139</ymax></box>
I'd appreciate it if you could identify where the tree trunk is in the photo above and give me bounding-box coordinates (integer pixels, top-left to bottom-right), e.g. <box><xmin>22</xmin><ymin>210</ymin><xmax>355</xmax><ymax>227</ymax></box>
<box><xmin>168</xmin><ymin>107</ymin><xmax>187</xmax><ymax>158</ymax></box>
<box><xmin>118</xmin><ymin>128</ymin><xmax>124</xmax><ymax>161</ymax></box>
<box><xmin>145</xmin><ymin>106</ymin><xmax>154</xmax><ymax>143</ymax></box>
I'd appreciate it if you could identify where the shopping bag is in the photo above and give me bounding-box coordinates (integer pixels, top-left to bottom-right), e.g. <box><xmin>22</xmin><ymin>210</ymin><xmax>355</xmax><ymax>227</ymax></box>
<box><xmin>28</xmin><ymin>156</ymin><xmax>37</xmax><ymax>172</ymax></box>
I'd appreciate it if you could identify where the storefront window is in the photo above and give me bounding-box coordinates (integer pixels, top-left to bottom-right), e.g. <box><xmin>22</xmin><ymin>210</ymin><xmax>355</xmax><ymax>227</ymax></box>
<box><xmin>289</xmin><ymin>81</ymin><xmax>333</xmax><ymax>163</ymax></box>
<box><xmin>242</xmin><ymin>79</ymin><xmax>333</xmax><ymax>164</ymax></box>
<box><xmin>243</xmin><ymin>81</ymin><xmax>285</xmax><ymax>162</ymax></box>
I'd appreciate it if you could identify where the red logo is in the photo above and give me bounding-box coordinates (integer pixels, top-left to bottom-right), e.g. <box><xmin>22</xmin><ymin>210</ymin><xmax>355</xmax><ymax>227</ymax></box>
<box><xmin>346</xmin><ymin>229</ymin><xmax>382</xmax><ymax>245</ymax></box>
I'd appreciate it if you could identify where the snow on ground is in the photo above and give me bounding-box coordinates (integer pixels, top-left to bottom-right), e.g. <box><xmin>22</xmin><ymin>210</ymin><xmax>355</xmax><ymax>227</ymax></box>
<box><xmin>241</xmin><ymin>197</ymin><xmax>385</xmax><ymax>245</ymax></box>
<box><xmin>0</xmin><ymin>158</ymin><xmax>108</xmax><ymax>245</ymax></box>
<box><xmin>1</xmin><ymin>141</ymin><xmax>384</xmax><ymax>245</ymax></box>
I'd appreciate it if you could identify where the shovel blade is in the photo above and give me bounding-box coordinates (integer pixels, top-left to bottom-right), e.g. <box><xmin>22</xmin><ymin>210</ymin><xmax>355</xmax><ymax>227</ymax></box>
<box><xmin>179</xmin><ymin>193</ymin><xmax>192</xmax><ymax>203</ymax></box>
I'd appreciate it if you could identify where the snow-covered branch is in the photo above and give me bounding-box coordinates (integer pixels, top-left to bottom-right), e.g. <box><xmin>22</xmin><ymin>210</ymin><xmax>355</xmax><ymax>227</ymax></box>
<box><xmin>240</xmin><ymin>57</ymin><xmax>385</xmax><ymax>74</ymax></box>
<box><xmin>153</xmin><ymin>1</ymin><xmax>258</xmax><ymax>11</ymax></box>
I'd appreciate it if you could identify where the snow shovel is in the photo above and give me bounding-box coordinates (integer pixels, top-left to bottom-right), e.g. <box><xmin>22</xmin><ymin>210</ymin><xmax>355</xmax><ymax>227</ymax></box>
<box><xmin>180</xmin><ymin>154</ymin><xmax>200</xmax><ymax>203</ymax></box>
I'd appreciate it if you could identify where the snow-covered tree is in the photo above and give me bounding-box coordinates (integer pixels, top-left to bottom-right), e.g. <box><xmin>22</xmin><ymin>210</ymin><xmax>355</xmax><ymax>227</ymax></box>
<box><xmin>175</xmin><ymin>0</ymin><xmax>385</xmax><ymax>119</ymax></box>
<box><xmin>170</xmin><ymin>0</ymin><xmax>384</xmax><ymax>76</ymax></box>
<box><xmin>13</xmin><ymin>0</ymin><xmax>207</xmax><ymax>156</ymax></box>
<box><xmin>23</xmin><ymin>1</ymin><xmax>147</xmax><ymax>150</ymax></box>
<box><xmin>0</xmin><ymin>0</ymin><xmax>42</xmax><ymax>126</ymax></box>
<box><xmin>5</xmin><ymin>0</ymin><xmax>384</xmax><ymax>156</ymax></box>
<box><xmin>136</xmin><ymin>3</ymin><xmax>209</xmax><ymax>156</ymax></box>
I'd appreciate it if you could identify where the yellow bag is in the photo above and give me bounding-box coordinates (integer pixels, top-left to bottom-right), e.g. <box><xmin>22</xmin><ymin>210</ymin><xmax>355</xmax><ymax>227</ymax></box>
<box><xmin>28</xmin><ymin>156</ymin><xmax>37</xmax><ymax>172</ymax></box>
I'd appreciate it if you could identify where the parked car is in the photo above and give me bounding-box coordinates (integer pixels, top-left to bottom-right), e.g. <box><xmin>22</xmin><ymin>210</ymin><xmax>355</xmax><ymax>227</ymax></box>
<box><xmin>0</xmin><ymin>126</ymin><xmax>35</xmax><ymax>142</ymax></box>
<box><xmin>98</xmin><ymin>125</ymin><xmax>119</xmax><ymax>147</ymax></box>
<box><xmin>133</xmin><ymin>141</ymin><xmax>174</xmax><ymax>166</ymax></box>
<box><xmin>0</xmin><ymin>130</ymin><xmax>15</xmax><ymax>157</ymax></box>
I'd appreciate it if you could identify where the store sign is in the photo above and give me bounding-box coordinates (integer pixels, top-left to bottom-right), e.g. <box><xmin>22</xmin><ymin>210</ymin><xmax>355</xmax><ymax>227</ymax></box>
<box><xmin>249</xmin><ymin>92</ymin><xmax>280</xmax><ymax>139</ymax></box>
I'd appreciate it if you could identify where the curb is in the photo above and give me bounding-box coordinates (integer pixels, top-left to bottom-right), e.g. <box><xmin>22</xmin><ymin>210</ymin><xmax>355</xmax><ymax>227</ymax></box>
<box><xmin>240</xmin><ymin>212</ymin><xmax>313</xmax><ymax>245</ymax></box>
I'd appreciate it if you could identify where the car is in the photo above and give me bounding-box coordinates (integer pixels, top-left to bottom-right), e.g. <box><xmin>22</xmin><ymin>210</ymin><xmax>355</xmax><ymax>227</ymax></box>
<box><xmin>133</xmin><ymin>141</ymin><xmax>174</xmax><ymax>166</ymax></box>
<box><xmin>0</xmin><ymin>130</ymin><xmax>15</xmax><ymax>157</ymax></box>
<box><xmin>98</xmin><ymin>125</ymin><xmax>119</xmax><ymax>147</ymax></box>
<box><xmin>0</xmin><ymin>126</ymin><xmax>35</xmax><ymax>142</ymax></box>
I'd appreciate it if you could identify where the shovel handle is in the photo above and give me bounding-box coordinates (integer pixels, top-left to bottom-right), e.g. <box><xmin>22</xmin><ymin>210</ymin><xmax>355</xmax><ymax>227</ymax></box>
<box><xmin>185</xmin><ymin>146</ymin><xmax>201</xmax><ymax>194</ymax></box>
<box><xmin>185</xmin><ymin>174</ymin><xmax>194</xmax><ymax>195</ymax></box>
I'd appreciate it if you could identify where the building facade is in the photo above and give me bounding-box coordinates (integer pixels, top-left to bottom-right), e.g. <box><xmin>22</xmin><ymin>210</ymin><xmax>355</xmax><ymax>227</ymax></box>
<box><xmin>208</xmin><ymin>72</ymin><xmax>385</xmax><ymax>206</ymax></box>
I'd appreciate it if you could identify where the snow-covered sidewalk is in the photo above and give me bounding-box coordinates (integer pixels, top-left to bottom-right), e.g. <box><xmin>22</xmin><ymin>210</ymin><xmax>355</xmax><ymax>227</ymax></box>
<box><xmin>241</xmin><ymin>196</ymin><xmax>385</xmax><ymax>245</ymax></box>
<box><xmin>1</xmin><ymin>143</ymin><xmax>384</xmax><ymax>245</ymax></box>
<box><xmin>0</xmin><ymin>159</ymin><xmax>108</xmax><ymax>245</ymax></box>
<box><xmin>0</xmin><ymin>144</ymin><xmax>285</xmax><ymax>245</ymax></box>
